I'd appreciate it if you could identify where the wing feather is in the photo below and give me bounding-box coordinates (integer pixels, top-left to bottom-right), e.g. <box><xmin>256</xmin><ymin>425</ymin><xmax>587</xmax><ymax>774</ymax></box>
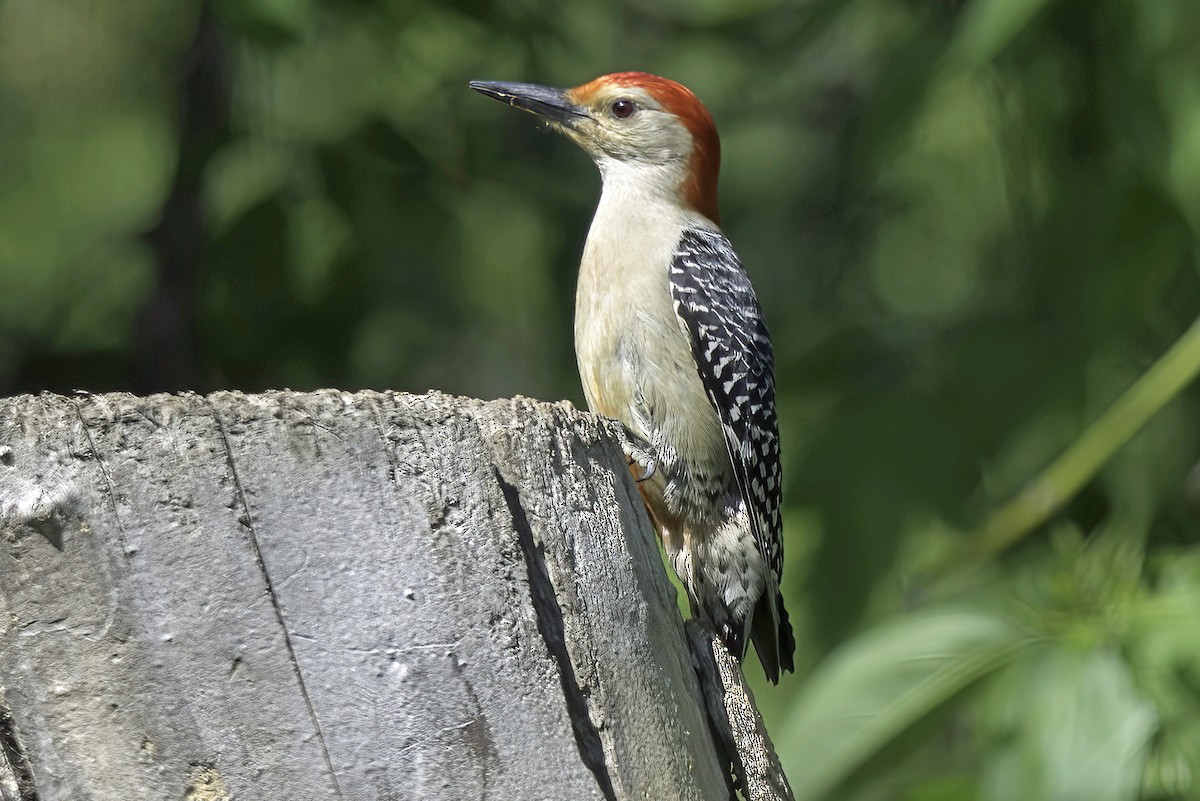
<box><xmin>668</xmin><ymin>228</ymin><xmax>783</xmax><ymax>588</ymax></box>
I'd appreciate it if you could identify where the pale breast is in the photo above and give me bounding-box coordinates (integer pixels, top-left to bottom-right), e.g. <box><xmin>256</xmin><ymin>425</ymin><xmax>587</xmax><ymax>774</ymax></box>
<box><xmin>573</xmin><ymin>195</ymin><xmax>728</xmax><ymax>477</ymax></box>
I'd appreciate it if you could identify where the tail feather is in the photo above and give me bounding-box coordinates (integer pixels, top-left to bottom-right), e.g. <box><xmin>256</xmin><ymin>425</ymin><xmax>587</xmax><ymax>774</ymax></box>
<box><xmin>636</xmin><ymin>480</ymin><xmax>795</xmax><ymax>682</ymax></box>
<box><xmin>706</xmin><ymin>587</ymin><xmax>794</xmax><ymax>684</ymax></box>
<box><xmin>749</xmin><ymin>591</ymin><xmax>795</xmax><ymax>684</ymax></box>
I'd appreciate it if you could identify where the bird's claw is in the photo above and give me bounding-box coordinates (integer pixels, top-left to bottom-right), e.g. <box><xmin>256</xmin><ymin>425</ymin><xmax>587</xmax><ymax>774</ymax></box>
<box><xmin>630</xmin><ymin>453</ymin><xmax>656</xmax><ymax>482</ymax></box>
<box><xmin>617</xmin><ymin>425</ymin><xmax>657</xmax><ymax>483</ymax></box>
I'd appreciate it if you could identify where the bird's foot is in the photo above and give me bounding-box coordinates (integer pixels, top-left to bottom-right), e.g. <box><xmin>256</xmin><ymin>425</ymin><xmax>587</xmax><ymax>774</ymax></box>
<box><xmin>628</xmin><ymin>450</ymin><xmax>656</xmax><ymax>482</ymax></box>
<box><xmin>617</xmin><ymin>426</ymin><xmax>657</xmax><ymax>483</ymax></box>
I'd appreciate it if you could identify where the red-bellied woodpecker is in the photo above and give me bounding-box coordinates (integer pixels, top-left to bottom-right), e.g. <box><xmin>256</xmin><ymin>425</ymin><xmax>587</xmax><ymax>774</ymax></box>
<box><xmin>470</xmin><ymin>72</ymin><xmax>795</xmax><ymax>682</ymax></box>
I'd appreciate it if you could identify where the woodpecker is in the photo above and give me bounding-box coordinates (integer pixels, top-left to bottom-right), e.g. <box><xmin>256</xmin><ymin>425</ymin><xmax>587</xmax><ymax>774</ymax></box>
<box><xmin>470</xmin><ymin>72</ymin><xmax>795</xmax><ymax>682</ymax></box>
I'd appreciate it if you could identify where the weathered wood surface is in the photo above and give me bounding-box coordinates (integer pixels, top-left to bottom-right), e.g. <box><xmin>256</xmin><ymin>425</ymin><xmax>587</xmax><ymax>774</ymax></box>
<box><xmin>0</xmin><ymin>390</ymin><xmax>747</xmax><ymax>801</ymax></box>
<box><xmin>688</xmin><ymin>623</ymin><xmax>795</xmax><ymax>801</ymax></box>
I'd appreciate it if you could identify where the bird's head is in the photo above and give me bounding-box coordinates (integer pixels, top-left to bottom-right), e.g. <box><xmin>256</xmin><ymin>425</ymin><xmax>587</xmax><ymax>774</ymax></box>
<box><xmin>470</xmin><ymin>72</ymin><xmax>721</xmax><ymax>223</ymax></box>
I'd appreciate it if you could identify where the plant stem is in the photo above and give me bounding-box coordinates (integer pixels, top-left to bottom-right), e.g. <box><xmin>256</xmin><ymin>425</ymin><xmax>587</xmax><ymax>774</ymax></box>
<box><xmin>967</xmin><ymin>315</ymin><xmax>1200</xmax><ymax>562</ymax></box>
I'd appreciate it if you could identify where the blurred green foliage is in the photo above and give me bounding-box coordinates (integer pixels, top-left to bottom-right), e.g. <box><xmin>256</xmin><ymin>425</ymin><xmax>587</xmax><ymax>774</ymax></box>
<box><xmin>2</xmin><ymin>0</ymin><xmax>1200</xmax><ymax>798</ymax></box>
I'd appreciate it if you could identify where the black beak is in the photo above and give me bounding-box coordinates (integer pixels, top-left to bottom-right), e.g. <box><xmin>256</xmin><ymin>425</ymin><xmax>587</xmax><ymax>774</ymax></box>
<box><xmin>469</xmin><ymin>80</ymin><xmax>589</xmax><ymax>127</ymax></box>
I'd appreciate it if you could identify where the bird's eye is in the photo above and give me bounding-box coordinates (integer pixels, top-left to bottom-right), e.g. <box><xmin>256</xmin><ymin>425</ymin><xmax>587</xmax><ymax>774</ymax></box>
<box><xmin>610</xmin><ymin>98</ymin><xmax>636</xmax><ymax>119</ymax></box>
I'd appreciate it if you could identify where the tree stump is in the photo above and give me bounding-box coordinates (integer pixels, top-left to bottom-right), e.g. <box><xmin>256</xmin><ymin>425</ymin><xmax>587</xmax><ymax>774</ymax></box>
<box><xmin>0</xmin><ymin>390</ymin><xmax>790</xmax><ymax>800</ymax></box>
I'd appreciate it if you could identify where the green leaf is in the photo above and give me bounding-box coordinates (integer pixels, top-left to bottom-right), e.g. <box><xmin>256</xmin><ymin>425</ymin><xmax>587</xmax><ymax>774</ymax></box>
<box><xmin>1128</xmin><ymin>552</ymin><xmax>1200</xmax><ymax>799</ymax></box>
<box><xmin>980</xmin><ymin>648</ymin><xmax>1157</xmax><ymax>801</ymax></box>
<box><xmin>949</xmin><ymin>0</ymin><xmax>1055</xmax><ymax>67</ymax></box>
<box><xmin>778</xmin><ymin>608</ymin><xmax>1030</xmax><ymax>800</ymax></box>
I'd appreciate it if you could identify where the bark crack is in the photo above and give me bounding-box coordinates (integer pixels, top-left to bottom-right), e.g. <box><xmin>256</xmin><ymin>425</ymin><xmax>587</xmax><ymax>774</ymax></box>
<box><xmin>71</xmin><ymin>398</ymin><xmax>131</xmax><ymax>556</ymax></box>
<box><xmin>208</xmin><ymin>403</ymin><xmax>345</xmax><ymax>801</ymax></box>
<box><xmin>495</xmin><ymin>469</ymin><xmax>617</xmax><ymax>801</ymax></box>
<box><xmin>0</xmin><ymin>700</ymin><xmax>38</xmax><ymax>801</ymax></box>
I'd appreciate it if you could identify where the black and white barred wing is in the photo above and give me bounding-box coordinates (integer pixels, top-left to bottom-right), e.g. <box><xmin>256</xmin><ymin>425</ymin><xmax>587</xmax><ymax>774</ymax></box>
<box><xmin>668</xmin><ymin>227</ymin><xmax>784</xmax><ymax>584</ymax></box>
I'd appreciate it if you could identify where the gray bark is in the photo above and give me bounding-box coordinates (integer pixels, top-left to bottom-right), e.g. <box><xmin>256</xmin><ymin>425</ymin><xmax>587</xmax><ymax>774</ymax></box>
<box><xmin>0</xmin><ymin>390</ymin><xmax>790</xmax><ymax>801</ymax></box>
